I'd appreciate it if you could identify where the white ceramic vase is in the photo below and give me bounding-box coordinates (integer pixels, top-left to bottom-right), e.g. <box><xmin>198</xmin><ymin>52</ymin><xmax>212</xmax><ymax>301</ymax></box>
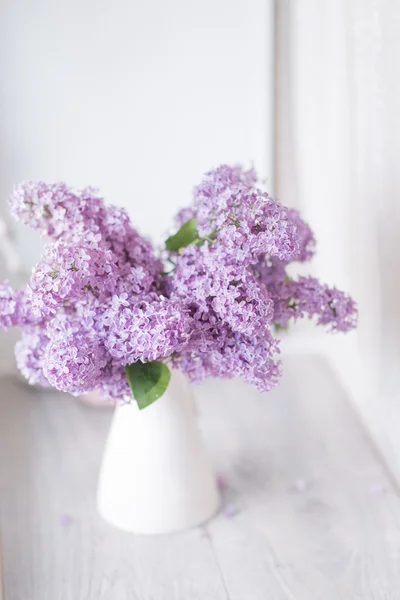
<box><xmin>97</xmin><ymin>369</ymin><xmax>220</xmax><ymax>534</ymax></box>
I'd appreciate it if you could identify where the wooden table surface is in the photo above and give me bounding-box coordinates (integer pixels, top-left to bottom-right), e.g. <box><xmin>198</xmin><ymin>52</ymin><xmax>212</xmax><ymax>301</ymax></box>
<box><xmin>1</xmin><ymin>354</ymin><xmax>400</xmax><ymax>599</ymax></box>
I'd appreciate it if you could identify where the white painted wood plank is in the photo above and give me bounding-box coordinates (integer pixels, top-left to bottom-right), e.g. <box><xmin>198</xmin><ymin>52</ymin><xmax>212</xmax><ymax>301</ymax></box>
<box><xmin>0</xmin><ymin>378</ymin><xmax>227</xmax><ymax>600</ymax></box>
<box><xmin>1</xmin><ymin>356</ymin><xmax>400</xmax><ymax>599</ymax></box>
<box><xmin>197</xmin><ymin>356</ymin><xmax>400</xmax><ymax>600</ymax></box>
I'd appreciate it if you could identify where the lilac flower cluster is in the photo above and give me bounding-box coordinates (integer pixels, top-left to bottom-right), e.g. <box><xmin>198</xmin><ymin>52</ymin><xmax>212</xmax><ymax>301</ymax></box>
<box><xmin>167</xmin><ymin>165</ymin><xmax>357</xmax><ymax>391</ymax></box>
<box><xmin>176</xmin><ymin>165</ymin><xmax>301</xmax><ymax>263</ymax></box>
<box><xmin>0</xmin><ymin>284</ymin><xmax>21</xmax><ymax>329</ymax></box>
<box><xmin>267</xmin><ymin>276</ymin><xmax>357</xmax><ymax>332</ymax></box>
<box><xmin>0</xmin><ymin>165</ymin><xmax>357</xmax><ymax>400</ymax></box>
<box><xmin>1</xmin><ymin>182</ymin><xmax>179</xmax><ymax>399</ymax></box>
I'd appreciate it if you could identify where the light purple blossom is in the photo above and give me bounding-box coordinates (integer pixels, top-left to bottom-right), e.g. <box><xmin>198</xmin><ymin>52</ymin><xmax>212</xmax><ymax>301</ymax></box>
<box><xmin>4</xmin><ymin>181</ymin><xmax>164</xmax><ymax>397</ymax></box>
<box><xmin>10</xmin><ymin>181</ymin><xmax>161</xmax><ymax>272</ymax></box>
<box><xmin>267</xmin><ymin>276</ymin><xmax>357</xmax><ymax>332</ymax></box>
<box><xmin>287</xmin><ymin>208</ymin><xmax>315</xmax><ymax>263</ymax></box>
<box><xmin>0</xmin><ymin>166</ymin><xmax>357</xmax><ymax>400</ymax></box>
<box><xmin>169</xmin><ymin>243</ymin><xmax>274</xmax><ymax>338</ymax></box>
<box><xmin>167</xmin><ymin>165</ymin><xmax>357</xmax><ymax>391</ymax></box>
<box><xmin>28</xmin><ymin>235</ymin><xmax>117</xmax><ymax>318</ymax></box>
<box><xmin>10</xmin><ymin>182</ymin><xmax>95</xmax><ymax>239</ymax></box>
<box><xmin>43</xmin><ymin>333</ymin><xmax>107</xmax><ymax>395</ymax></box>
<box><xmin>0</xmin><ymin>285</ymin><xmax>36</xmax><ymax>329</ymax></box>
<box><xmin>172</xmin><ymin>326</ymin><xmax>281</xmax><ymax>392</ymax></box>
<box><xmin>103</xmin><ymin>293</ymin><xmax>193</xmax><ymax>364</ymax></box>
<box><xmin>99</xmin><ymin>360</ymin><xmax>132</xmax><ymax>401</ymax></box>
<box><xmin>0</xmin><ymin>283</ymin><xmax>19</xmax><ymax>329</ymax></box>
<box><xmin>15</xmin><ymin>328</ymin><xmax>50</xmax><ymax>386</ymax></box>
<box><xmin>182</xmin><ymin>165</ymin><xmax>301</xmax><ymax>264</ymax></box>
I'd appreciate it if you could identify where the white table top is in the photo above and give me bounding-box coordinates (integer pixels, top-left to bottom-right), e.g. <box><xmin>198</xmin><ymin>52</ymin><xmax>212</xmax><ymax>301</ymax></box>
<box><xmin>1</xmin><ymin>354</ymin><xmax>400</xmax><ymax>599</ymax></box>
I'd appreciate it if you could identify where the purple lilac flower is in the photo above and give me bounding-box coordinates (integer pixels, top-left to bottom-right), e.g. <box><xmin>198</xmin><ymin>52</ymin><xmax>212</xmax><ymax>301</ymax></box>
<box><xmin>5</xmin><ymin>181</ymin><xmax>165</xmax><ymax>395</ymax></box>
<box><xmin>172</xmin><ymin>323</ymin><xmax>281</xmax><ymax>391</ymax></box>
<box><xmin>43</xmin><ymin>315</ymin><xmax>108</xmax><ymax>395</ymax></box>
<box><xmin>28</xmin><ymin>234</ymin><xmax>117</xmax><ymax>318</ymax></box>
<box><xmin>100</xmin><ymin>204</ymin><xmax>162</xmax><ymax>278</ymax></box>
<box><xmin>287</xmin><ymin>208</ymin><xmax>315</xmax><ymax>262</ymax></box>
<box><xmin>0</xmin><ymin>283</ymin><xmax>19</xmax><ymax>329</ymax></box>
<box><xmin>43</xmin><ymin>336</ymin><xmax>106</xmax><ymax>395</ymax></box>
<box><xmin>15</xmin><ymin>328</ymin><xmax>50</xmax><ymax>386</ymax></box>
<box><xmin>10</xmin><ymin>181</ymin><xmax>162</xmax><ymax>272</ymax></box>
<box><xmin>167</xmin><ymin>165</ymin><xmax>357</xmax><ymax>391</ymax></box>
<box><xmin>165</xmin><ymin>241</ymin><xmax>280</xmax><ymax>391</ymax></box>
<box><xmin>10</xmin><ymin>182</ymin><xmax>93</xmax><ymax>239</ymax></box>
<box><xmin>169</xmin><ymin>244</ymin><xmax>273</xmax><ymax>338</ymax></box>
<box><xmin>103</xmin><ymin>293</ymin><xmax>193</xmax><ymax>364</ymax></box>
<box><xmin>176</xmin><ymin>165</ymin><xmax>301</xmax><ymax>264</ymax></box>
<box><xmin>0</xmin><ymin>167</ymin><xmax>357</xmax><ymax>400</ymax></box>
<box><xmin>269</xmin><ymin>276</ymin><xmax>357</xmax><ymax>332</ymax></box>
<box><xmin>0</xmin><ymin>285</ymin><xmax>37</xmax><ymax>329</ymax></box>
<box><xmin>250</xmin><ymin>208</ymin><xmax>315</xmax><ymax>289</ymax></box>
<box><xmin>99</xmin><ymin>360</ymin><xmax>132</xmax><ymax>401</ymax></box>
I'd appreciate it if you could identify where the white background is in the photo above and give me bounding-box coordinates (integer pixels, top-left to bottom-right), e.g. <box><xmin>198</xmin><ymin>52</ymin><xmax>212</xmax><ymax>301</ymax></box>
<box><xmin>0</xmin><ymin>0</ymin><xmax>274</xmax><ymax>371</ymax></box>
<box><xmin>0</xmin><ymin>0</ymin><xmax>274</xmax><ymax>247</ymax></box>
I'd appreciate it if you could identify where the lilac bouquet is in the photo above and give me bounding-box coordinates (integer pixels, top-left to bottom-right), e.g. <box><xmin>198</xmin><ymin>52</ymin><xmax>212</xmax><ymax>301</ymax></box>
<box><xmin>0</xmin><ymin>165</ymin><xmax>357</xmax><ymax>408</ymax></box>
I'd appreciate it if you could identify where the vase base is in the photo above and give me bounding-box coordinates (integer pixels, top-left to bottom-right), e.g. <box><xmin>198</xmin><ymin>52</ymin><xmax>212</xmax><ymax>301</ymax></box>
<box><xmin>97</xmin><ymin>491</ymin><xmax>220</xmax><ymax>535</ymax></box>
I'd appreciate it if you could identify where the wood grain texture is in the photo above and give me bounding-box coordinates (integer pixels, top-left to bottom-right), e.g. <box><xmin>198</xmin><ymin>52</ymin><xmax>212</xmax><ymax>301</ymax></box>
<box><xmin>199</xmin><ymin>356</ymin><xmax>400</xmax><ymax>600</ymax></box>
<box><xmin>0</xmin><ymin>378</ymin><xmax>227</xmax><ymax>600</ymax></box>
<box><xmin>1</xmin><ymin>355</ymin><xmax>400</xmax><ymax>599</ymax></box>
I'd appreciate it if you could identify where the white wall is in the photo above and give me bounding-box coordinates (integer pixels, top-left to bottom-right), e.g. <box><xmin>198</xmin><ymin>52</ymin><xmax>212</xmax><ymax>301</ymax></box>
<box><xmin>275</xmin><ymin>0</ymin><xmax>400</xmax><ymax>470</ymax></box>
<box><xmin>0</xmin><ymin>0</ymin><xmax>274</xmax><ymax>247</ymax></box>
<box><xmin>0</xmin><ymin>0</ymin><xmax>274</xmax><ymax>371</ymax></box>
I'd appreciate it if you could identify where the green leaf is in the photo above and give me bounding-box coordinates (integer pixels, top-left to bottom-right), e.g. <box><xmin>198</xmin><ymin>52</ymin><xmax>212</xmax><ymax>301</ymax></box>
<box><xmin>273</xmin><ymin>322</ymin><xmax>288</xmax><ymax>332</ymax></box>
<box><xmin>165</xmin><ymin>218</ymin><xmax>199</xmax><ymax>252</ymax></box>
<box><xmin>125</xmin><ymin>360</ymin><xmax>171</xmax><ymax>410</ymax></box>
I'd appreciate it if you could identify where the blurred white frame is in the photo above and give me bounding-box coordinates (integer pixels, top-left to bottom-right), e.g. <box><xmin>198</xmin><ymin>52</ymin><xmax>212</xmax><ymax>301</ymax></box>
<box><xmin>275</xmin><ymin>0</ymin><xmax>400</xmax><ymax>476</ymax></box>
